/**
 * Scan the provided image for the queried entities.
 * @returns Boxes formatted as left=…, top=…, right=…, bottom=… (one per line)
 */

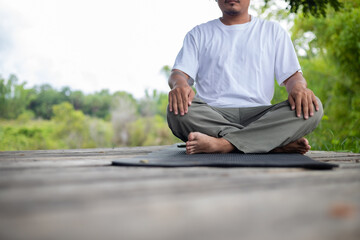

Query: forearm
left=168, top=70, right=190, bottom=89
left=284, top=71, right=307, bottom=94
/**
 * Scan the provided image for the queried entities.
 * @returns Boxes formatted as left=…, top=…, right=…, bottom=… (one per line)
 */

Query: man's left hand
left=285, top=72, right=320, bottom=120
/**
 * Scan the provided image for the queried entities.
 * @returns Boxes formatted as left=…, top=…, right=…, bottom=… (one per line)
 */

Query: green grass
left=306, top=123, right=360, bottom=153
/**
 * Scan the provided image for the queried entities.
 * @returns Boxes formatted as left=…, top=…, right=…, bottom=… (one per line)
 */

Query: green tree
left=291, top=0, right=360, bottom=151
left=29, top=84, right=69, bottom=119
left=0, top=74, right=35, bottom=119
left=128, top=115, right=177, bottom=146
left=264, top=0, right=341, bottom=16
left=69, top=90, right=85, bottom=110
left=82, top=89, right=112, bottom=119
left=52, top=102, right=91, bottom=148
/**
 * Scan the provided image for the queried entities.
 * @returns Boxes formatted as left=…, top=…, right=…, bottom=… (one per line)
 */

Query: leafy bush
left=128, top=115, right=178, bottom=147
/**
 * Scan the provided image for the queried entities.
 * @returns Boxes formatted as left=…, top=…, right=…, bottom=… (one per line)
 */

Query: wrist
left=287, top=80, right=307, bottom=93
left=294, top=81, right=307, bottom=91
left=172, top=80, right=189, bottom=89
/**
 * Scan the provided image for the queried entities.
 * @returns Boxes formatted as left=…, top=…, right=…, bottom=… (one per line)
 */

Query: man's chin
left=224, top=10, right=241, bottom=16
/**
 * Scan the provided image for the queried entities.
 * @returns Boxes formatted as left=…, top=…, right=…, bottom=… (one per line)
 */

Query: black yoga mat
left=112, top=145, right=338, bottom=170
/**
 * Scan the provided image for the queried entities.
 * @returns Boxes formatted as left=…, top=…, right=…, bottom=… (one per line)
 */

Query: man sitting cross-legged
left=167, top=0, right=323, bottom=155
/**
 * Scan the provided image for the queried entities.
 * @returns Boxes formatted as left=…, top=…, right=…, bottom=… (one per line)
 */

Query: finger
left=288, top=95, right=295, bottom=111
left=172, top=94, right=179, bottom=115
left=295, top=96, right=302, bottom=118
left=176, top=91, right=184, bottom=115
left=168, top=93, right=173, bottom=112
left=302, top=95, right=309, bottom=119
left=188, top=89, right=195, bottom=106
left=181, top=90, right=188, bottom=114
left=312, top=95, right=319, bottom=111
left=308, top=94, right=314, bottom=117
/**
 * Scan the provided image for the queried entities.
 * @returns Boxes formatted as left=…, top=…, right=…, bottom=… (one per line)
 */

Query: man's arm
left=284, top=71, right=320, bottom=120
left=168, top=69, right=195, bottom=116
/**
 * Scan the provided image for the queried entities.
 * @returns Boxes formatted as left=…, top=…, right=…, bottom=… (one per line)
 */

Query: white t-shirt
left=173, top=16, right=301, bottom=108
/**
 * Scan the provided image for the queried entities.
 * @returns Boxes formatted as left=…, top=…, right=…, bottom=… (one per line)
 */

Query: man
left=167, top=0, right=323, bottom=155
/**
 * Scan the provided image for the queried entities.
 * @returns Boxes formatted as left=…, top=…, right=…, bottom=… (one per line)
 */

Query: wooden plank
left=1, top=166, right=359, bottom=215
left=0, top=146, right=167, bottom=169
left=0, top=179, right=359, bottom=240
left=0, top=145, right=167, bottom=161
left=1, top=147, right=359, bottom=162
left=0, top=146, right=359, bottom=240
left=0, top=148, right=359, bottom=171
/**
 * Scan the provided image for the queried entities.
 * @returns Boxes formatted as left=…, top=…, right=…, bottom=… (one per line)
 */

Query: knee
left=312, top=97, right=324, bottom=123
left=166, top=105, right=194, bottom=141
left=166, top=105, right=193, bottom=126
left=302, top=97, right=323, bottom=133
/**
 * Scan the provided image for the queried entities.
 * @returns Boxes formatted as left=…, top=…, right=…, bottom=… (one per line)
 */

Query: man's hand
left=284, top=72, right=320, bottom=120
left=169, top=84, right=195, bottom=115
left=168, top=70, right=195, bottom=116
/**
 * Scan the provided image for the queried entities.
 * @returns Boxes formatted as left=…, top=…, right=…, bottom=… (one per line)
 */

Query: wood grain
left=0, top=146, right=359, bottom=240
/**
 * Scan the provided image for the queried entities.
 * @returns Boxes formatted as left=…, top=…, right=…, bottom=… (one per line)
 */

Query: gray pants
left=167, top=97, right=323, bottom=153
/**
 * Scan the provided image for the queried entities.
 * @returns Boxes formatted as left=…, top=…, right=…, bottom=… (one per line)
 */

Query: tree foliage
left=0, top=74, right=177, bottom=150
left=270, top=0, right=360, bottom=151
left=28, top=84, right=69, bottom=119
left=292, top=0, right=360, bottom=135
left=0, top=75, right=35, bottom=119
left=52, top=102, right=90, bottom=148
left=265, top=0, right=342, bottom=16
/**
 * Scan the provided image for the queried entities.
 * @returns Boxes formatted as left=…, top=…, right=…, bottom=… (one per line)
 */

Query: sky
left=0, top=0, right=268, bottom=98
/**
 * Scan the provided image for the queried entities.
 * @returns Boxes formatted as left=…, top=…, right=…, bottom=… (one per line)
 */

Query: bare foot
left=271, top=138, right=311, bottom=155
left=186, top=132, right=235, bottom=154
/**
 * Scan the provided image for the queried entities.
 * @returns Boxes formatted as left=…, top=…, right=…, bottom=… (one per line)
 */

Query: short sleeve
left=172, top=29, right=199, bottom=83
left=274, top=27, right=301, bottom=86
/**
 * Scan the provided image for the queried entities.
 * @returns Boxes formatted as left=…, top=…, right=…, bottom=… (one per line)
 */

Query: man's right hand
left=168, top=70, right=195, bottom=116
left=169, top=84, right=195, bottom=116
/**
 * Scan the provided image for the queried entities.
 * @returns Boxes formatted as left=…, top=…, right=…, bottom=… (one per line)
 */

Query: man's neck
left=220, top=13, right=251, bottom=25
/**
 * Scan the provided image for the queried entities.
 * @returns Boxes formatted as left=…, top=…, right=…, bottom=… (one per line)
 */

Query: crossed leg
left=271, top=138, right=311, bottom=155
left=185, top=132, right=310, bottom=155
left=186, top=132, right=235, bottom=154
left=167, top=97, right=323, bottom=155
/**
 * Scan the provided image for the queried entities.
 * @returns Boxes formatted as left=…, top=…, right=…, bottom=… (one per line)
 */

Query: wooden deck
left=0, top=146, right=359, bottom=240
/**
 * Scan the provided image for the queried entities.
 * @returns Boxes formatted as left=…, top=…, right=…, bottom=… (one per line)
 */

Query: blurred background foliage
left=264, top=0, right=342, bottom=17
left=0, top=75, right=178, bottom=150
left=1, top=0, right=359, bottom=152
left=270, top=0, right=359, bottom=152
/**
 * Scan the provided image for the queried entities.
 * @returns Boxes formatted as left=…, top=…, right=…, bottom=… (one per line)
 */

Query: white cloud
left=0, top=0, right=274, bottom=98
left=0, top=0, right=221, bottom=97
